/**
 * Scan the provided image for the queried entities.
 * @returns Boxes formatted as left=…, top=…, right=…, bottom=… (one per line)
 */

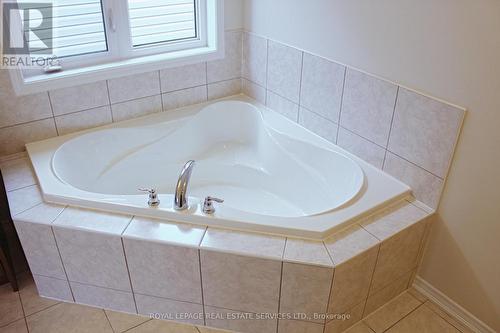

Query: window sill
left=10, top=44, right=224, bottom=96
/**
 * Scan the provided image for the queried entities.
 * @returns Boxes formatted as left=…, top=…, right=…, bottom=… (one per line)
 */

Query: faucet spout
left=174, top=160, right=195, bottom=210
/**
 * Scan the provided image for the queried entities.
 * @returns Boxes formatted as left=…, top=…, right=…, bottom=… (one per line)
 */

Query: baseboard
left=413, top=276, right=496, bottom=333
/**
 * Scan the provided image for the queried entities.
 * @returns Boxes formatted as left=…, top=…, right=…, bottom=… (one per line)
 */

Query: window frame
left=8, top=0, right=224, bottom=96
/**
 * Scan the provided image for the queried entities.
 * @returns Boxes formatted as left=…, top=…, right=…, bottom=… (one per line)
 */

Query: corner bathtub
left=27, top=96, right=410, bottom=239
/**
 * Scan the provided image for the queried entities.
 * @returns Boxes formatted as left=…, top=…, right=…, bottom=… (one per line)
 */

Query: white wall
left=224, top=0, right=244, bottom=30
left=243, top=0, right=500, bottom=330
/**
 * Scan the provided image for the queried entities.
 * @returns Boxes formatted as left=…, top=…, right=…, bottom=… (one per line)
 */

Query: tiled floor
left=0, top=273, right=473, bottom=333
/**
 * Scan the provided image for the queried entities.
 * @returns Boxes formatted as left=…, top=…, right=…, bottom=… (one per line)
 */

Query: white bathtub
left=27, top=96, right=410, bottom=239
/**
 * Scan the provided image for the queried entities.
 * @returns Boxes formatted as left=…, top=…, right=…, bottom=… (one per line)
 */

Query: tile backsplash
left=240, top=31, right=465, bottom=210
left=0, top=29, right=465, bottom=210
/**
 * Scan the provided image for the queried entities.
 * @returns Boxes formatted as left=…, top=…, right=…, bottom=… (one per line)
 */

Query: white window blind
left=127, top=0, right=197, bottom=47
left=21, top=0, right=108, bottom=58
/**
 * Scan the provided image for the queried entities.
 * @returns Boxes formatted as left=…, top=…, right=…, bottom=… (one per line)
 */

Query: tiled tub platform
left=3, top=156, right=433, bottom=333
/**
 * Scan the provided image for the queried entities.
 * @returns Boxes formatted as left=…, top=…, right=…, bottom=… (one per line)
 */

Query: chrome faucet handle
left=203, top=196, right=224, bottom=214
left=138, top=188, right=160, bottom=207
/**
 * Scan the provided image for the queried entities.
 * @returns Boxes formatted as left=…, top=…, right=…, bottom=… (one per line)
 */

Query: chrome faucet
left=174, top=160, right=195, bottom=210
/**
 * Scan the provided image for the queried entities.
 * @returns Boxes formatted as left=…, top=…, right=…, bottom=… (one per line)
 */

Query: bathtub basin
left=27, top=96, right=410, bottom=239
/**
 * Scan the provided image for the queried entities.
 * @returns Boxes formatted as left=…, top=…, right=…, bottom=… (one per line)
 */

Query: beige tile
left=0, top=71, right=52, bottom=128
left=14, top=202, right=65, bottom=225
left=124, top=238, right=202, bottom=303
left=386, top=304, right=460, bottom=333
left=160, top=63, right=207, bottom=92
left=104, top=310, right=149, bottom=333
left=0, top=318, right=28, bottom=333
left=70, top=282, right=135, bottom=313
left=49, top=81, right=109, bottom=115
left=266, top=90, right=299, bottom=122
left=201, top=251, right=281, bottom=313
left=0, top=157, right=36, bottom=191
left=388, top=88, right=464, bottom=178
left=242, top=32, right=268, bottom=87
left=111, top=95, right=162, bottom=122
left=13, top=221, right=66, bottom=279
left=364, top=292, right=421, bottom=333
left=6, top=185, right=42, bottom=216
left=197, top=326, right=235, bottom=333
left=0, top=284, right=24, bottom=327
left=337, top=128, right=386, bottom=169
left=424, top=301, right=475, bottom=333
left=343, top=322, right=374, bottom=333
left=241, top=79, right=266, bottom=104
left=278, top=319, right=324, bottom=333
left=324, top=301, right=365, bottom=333
left=26, top=302, right=113, bottom=333
left=299, top=107, right=338, bottom=143
left=267, top=41, right=303, bottom=103
left=54, top=228, right=132, bottom=291
left=32, top=275, right=73, bottom=302
left=328, top=246, right=378, bottom=315
left=300, top=53, right=345, bottom=123
left=127, top=319, right=198, bottom=333
left=207, top=79, right=241, bottom=100
left=384, top=152, right=444, bottom=209
left=123, top=217, right=205, bottom=248
left=283, top=238, right=333, bottom=267
left=204, top=306, right=276, bottom=333
left=201, top=228, right=285, bottom=260
left=53, top=207, right=132, bottom=235
left=364, top=271, right=412, bottom=316
left=135, top=294, right=203, bottom=325
left=324, top=225, right=379, bottom=266
left=107, top=72, right=161, bottom=104
left=340, top=69, right=398, bottom=147
left=361, top=200, right=429, bottom=241
left=0, top=119, right=57, bottom=156
left=55, top=106, right=112, bottom=135
left=17, top=273, right=60, bottom=316
left=163, top=85, right=208, bottom=110
left=370, top=221, right=427, bottom=293
left=207, top=31, right=242, bottom=83
left=280, top=262, right=333, bottom=323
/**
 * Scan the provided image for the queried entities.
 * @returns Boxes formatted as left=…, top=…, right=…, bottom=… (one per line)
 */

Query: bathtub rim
left=26, top=95, right=412, bottom=240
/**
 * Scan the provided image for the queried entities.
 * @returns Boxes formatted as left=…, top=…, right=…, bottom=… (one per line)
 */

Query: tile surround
left=340, top=69, right=398, bottom=147
left=111, top=95, right=163, bottom=122
left=299, top=107, right=339, bottom=143
left=32, top=274, right=73, bottom=303
left=242, top=33, right=268, bottom=87
left=267, top=40, right=303, bottom=103
left=5, top=174, right=432, bottom=333
left=0, top=30, right=464, bottom=213
left=300, top=53, right=345, bottom=123
left=54, top=105, right=113, bottom=135
left=134, top=294, right=204, bottom=325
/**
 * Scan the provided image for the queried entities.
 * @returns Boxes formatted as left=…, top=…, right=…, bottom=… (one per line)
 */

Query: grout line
left=386, top=150, right=445, bottom=181
left=197, top=249, right=207, bottom=326
left=276, top=260, right=284, bottom=333
left=379, top=302, right=425, bottom=332
left=24, top=302, right=60, bottom=320
left=361, top=244, right=382, bottom=318
left=102, top=309, right=116, bottom=333
left=0, top=116, right=56, bottom=131
left=336, top=67, right=348, bottom=144
left=46, top=91, right=59, bottom=136
left=296, top=51, right=305, bottom=124
left=322, top=267, right=336, bottom=332
left=50, top=226, right=76, bottom=302
left=383, top=86, right=400, bottom=169
left=158, top=71, right=166, bottom=112
left=105, top=81, right=114, bottom=122
left=120, top=238, right=139, bottom=314
left=6, top=182, right=38, bottom=193
left=122, top=319, right=153, bottom=333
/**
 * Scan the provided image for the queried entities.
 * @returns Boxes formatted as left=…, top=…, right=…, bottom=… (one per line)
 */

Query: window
left=5, top=0, right=223, bottom=95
